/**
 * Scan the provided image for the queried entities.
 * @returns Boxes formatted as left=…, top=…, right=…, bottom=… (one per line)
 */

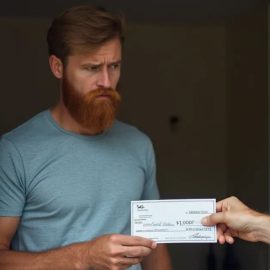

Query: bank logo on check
left=131, top=199, right=217, bottom=243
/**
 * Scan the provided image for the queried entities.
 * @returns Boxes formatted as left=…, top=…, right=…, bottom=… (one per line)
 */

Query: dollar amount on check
left=131, top=199, right=217, bottom=243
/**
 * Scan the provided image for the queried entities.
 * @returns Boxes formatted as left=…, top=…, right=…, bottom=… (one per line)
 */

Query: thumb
left=201, top=212, right=225, bottom=226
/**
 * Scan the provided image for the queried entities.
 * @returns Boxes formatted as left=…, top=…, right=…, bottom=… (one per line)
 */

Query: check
left=131, top=199, right=216, bottom=243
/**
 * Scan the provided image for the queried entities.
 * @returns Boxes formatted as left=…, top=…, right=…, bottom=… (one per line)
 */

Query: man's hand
left=81, top=234, right=157, bottom=270
left=201, top=196, right=266, bottom=244
left=0, top=217, right=156, bottom=270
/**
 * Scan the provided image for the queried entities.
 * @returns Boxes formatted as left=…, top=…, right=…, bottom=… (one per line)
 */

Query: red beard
left=62, top=77, right=121, bottom=134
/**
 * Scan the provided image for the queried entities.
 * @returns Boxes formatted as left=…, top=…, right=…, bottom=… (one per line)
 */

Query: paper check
left=131, top=199, right=216, bottom=243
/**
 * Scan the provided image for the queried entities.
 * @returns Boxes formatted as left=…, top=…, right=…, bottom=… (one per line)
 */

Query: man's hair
left=47, top=5, right=125, bottom=64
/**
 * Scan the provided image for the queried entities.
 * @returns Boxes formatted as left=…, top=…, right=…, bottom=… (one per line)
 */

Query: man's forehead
left=73, top=38, right=121, bottom=55
left=69, top=50, right=121, bottom=64
left=72, top=48, right=121, bottom=63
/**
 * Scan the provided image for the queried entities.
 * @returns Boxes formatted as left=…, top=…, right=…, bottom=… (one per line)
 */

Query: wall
left=226, top=7, right=269, bottom=270
left=0, top=18, right=56, bottom=134
left=120, top=23, right=227, bottom=199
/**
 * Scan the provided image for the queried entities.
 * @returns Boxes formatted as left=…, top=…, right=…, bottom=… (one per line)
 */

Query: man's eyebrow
left=81, top=60, right=121, bottom=66
left=81, top=61, right=100, bottom=66
left=109, top=60, right=121, bottom=65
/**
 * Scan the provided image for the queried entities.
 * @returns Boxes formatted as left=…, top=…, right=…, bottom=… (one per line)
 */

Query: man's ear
left=49, top=55, right=64, bottom=79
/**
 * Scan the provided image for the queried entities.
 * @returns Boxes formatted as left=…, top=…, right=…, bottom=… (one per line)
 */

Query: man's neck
left=50, top=102, right=104, bottom=136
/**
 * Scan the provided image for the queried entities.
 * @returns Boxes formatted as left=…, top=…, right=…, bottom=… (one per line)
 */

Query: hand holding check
left=202, top=196, right=270, bottom=244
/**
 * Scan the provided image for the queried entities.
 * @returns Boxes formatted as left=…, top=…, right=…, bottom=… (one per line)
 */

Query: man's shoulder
left=112, top=120, right=152, bottom=145
left=113, top=120, right=147, bottom=136
left=2, top=111, right=48, bottom=145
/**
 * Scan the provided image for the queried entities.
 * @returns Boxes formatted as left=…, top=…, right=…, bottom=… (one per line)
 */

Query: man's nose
left=97, top=69, right=111, bottom=88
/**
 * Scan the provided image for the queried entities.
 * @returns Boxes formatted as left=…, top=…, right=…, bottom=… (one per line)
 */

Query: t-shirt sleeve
left=141, top=139, right=160, bottom=200
left=0, top=136, right=25, bottom=216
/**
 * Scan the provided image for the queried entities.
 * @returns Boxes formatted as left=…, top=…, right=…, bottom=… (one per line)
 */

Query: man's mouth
left=96, top=93, right=111, bottom=99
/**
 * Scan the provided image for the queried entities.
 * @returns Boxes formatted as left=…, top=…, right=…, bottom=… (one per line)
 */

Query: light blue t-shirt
left=0, top=110, right=159, bottom=270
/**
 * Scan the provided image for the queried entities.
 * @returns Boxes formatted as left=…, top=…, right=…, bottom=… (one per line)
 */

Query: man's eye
left=84, top=66, right=100, bottom=72
left=109, top=64, right=120, bottom=71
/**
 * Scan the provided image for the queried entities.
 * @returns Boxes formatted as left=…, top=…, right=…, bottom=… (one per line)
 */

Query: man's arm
left=141, top=244, right=172, bottom=270
left=0, top=217, right=157, bottom=270
left=202, top=196, right=270, bottom=244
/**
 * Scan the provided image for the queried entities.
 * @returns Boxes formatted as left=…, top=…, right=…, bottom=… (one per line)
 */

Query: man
left=202, top=196, right=270, bottom=245
left=0, top=5, right=171, bottom=270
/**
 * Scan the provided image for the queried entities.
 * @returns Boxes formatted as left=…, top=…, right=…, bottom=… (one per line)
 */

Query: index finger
left=202, top=212, right=227, bottom=226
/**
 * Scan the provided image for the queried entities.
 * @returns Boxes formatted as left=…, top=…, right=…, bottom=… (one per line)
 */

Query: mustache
left=83, top=88, right=121, bottom=105
left=85, top=88, right=117, bottom=97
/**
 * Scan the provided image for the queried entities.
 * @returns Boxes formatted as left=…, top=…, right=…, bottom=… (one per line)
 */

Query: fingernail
left=152, top=241, right=157, bottom=249
left=201, top=217, right=207, bottom=225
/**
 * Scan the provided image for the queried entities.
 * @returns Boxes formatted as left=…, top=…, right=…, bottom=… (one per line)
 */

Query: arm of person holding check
left=201, top=196, right=270, bottom=244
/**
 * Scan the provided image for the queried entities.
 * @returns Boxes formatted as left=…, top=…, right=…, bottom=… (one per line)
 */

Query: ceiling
left=0, top=0, right=268, bottom=23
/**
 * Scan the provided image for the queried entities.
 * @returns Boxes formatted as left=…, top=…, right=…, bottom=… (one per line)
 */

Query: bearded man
left=0, top=5, right=171, bottom=270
